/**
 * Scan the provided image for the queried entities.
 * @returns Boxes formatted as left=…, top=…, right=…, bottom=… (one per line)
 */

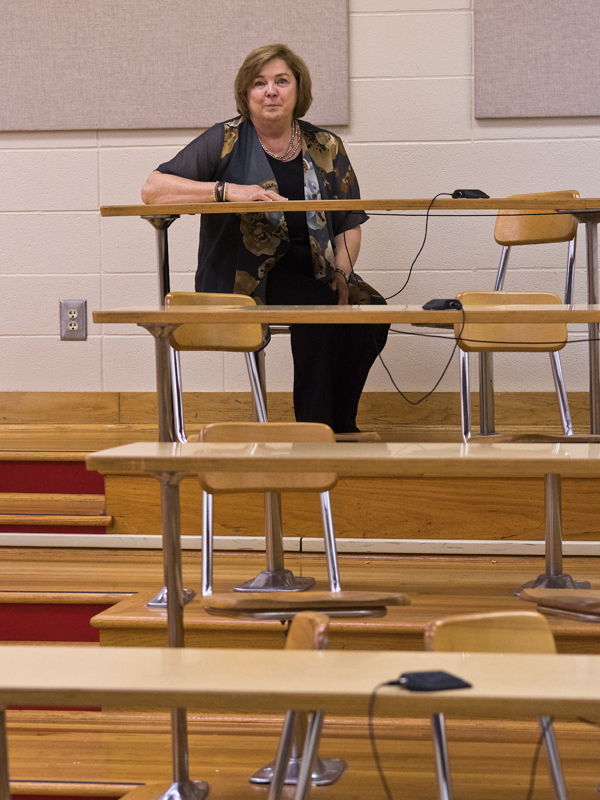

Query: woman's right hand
left=226, top=184, right=287, bottom=202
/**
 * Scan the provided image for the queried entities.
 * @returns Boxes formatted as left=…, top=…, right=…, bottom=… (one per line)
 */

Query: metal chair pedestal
left=517, top=473, right=591, bottom=594
left=250, top=710, right=346, bottom=787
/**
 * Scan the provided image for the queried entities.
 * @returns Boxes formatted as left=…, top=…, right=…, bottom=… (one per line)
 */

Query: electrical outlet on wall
left=60, top=299, right=87, bottom=341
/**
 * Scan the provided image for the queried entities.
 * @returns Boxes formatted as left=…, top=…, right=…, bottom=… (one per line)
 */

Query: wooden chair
left=165, top=291, right=267, bottom=437
left=169, top=294, right=308, bottom=593
left=454, top=291, right=572, bottom=441
left=250, top=610, right=344, bottom=800
left=200, top=594, right=409, bottom=796
left=196, top=422, right=341, bottom=595
left=424, top=611, right=567, bottom=800
left=478, top=190, right=579, bottom=436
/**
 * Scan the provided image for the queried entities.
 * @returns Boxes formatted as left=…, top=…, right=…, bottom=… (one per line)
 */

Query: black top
left=266, top=151, right=312, bottom=277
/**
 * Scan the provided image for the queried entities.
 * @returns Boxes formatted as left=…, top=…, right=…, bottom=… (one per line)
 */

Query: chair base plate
left=249, top=756, right=347, bottom=786
left=516, top=572, right=592, bottom=596
left=234, top=569, right=315, bottom=593
left=147, top=587, right=196, bottom=608
left=153, top=781, right=209, bottom=800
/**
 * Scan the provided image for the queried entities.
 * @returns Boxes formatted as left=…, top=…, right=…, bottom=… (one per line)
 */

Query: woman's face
left=247, top=58, right=297, bottom=127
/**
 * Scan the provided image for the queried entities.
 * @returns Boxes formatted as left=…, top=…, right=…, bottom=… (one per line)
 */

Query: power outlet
left=60, top=299, right=87, bottom=341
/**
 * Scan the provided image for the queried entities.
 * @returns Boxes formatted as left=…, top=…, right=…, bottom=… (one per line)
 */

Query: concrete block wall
left=1, top=0, right=597, bottom=395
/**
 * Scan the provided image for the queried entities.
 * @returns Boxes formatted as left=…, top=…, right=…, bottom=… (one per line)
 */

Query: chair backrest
left=454, top=291, right=567, bottom=353
left=196, top=422, right=338, bottom=494
left=494, top=191, right=579, bottom=246
left=424, top=611, right=556, bottom=654
left=285, top=611, right=329, bottom=651
left=165, top=292, right=264, bottom=352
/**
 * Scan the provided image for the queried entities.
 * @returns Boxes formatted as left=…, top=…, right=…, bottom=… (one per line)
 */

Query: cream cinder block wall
left=1, top=0, right=598, bottom=395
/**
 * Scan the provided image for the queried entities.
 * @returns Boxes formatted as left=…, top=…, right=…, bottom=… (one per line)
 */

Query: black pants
left=266, top=269, right=389, bottom=433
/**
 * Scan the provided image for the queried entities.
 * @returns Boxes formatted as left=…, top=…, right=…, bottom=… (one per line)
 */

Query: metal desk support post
left=148, top=470, right=208, bottom=800
left=567, top=211, right=600, bottom=433
left=142, top=214, right=186, bottom=444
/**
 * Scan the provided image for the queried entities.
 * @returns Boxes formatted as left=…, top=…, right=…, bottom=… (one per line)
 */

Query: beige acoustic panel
left=474, top=0, right=600, bottom=118
left=0, top=0, right=349, bottom=131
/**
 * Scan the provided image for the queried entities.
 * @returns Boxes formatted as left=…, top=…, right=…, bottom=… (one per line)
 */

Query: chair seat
left=201, top=590, right=410, bottom=619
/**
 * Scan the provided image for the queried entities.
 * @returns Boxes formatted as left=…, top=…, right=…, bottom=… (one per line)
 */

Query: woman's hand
left=330, top=270, right=350, bottom=306
left=226, top=184, right=287, bottom=202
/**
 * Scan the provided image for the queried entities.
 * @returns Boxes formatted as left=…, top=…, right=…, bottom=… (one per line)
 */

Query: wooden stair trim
left=0, top=591, right=133, bottom=604
left=0, top=515, right=112, bottom=527
left=0, top=494, right=106, bottom=515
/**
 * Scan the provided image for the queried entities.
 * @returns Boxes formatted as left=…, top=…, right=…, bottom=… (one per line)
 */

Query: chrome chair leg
left=170, top=349, right=187, bottom=443
left=201, top=490, right=213, bottom=596
left=459, top=350, right=471, bottom=443
left=549, top=352, right=574, bottom=436
left=252, top=709, right=346, bottom=790
left=320, top=492, right=341, bottom=592
left=246, top=350, right=268, bottom=423
left=494, top=245, right=511, bottom=292
left=293, top=712, right=325, bottom=800
left=540, top=716, right=568, bottom=800
left=564, top=235, right=577, bottom=305
left=267, top=711, right=297, bottom=800
left=431, top=713, right=453, bottom=800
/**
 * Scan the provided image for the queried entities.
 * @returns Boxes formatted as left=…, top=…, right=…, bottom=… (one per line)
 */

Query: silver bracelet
left=334, top=267, right=349, bottom=282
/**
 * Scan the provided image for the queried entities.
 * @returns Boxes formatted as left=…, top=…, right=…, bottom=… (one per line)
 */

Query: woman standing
left=142, top=44, right=388, bottom=439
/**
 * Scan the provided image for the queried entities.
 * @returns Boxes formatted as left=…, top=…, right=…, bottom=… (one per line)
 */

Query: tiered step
left=6, top=709, right=600, bottom=799
left=90, top=551, right=600, bottom=654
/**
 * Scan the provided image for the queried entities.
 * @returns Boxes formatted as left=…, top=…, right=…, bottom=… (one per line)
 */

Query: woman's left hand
left=330, top=271, right=349, bottom=305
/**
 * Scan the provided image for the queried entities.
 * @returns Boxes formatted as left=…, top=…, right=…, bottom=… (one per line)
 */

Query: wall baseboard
left=0, top=390, right=592, bottom=428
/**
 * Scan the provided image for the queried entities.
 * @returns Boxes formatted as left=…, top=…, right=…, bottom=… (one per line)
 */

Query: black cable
left=377, top=307, right=465, bottom=405
left=384, top=193, right=454, bottom=300
left=368, top=680, right=400, bottom=800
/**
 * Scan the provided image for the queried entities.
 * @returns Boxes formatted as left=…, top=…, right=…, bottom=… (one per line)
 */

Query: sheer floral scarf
left=220, top=116, right=357, bottom=301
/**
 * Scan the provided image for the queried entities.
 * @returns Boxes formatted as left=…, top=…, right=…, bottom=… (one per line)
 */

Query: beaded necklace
left=257, top=119, right=301, bottom=162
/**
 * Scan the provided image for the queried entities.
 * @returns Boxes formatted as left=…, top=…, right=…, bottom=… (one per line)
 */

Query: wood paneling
left=104, top=472, right=600, bottom=541
left=0, top=391, right=591, bottom=430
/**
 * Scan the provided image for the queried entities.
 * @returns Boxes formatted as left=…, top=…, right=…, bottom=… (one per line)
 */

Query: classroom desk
left=86, top=439, right=600, bottom=800
left=100, top=196, right=600, bottom=432
left=0, top=644, right=599, bottom=800
left=92, top=303, right=600, bottom=444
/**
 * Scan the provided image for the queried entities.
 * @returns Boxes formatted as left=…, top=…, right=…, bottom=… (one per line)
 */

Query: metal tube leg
left=267, top=711, right=297, bottom=800
left=0, top=709, right=10, bottom=800
left=586, top=221, right=600, bottom=433
left=170, top=349, right=187, bottom=443
left=265, top=492, right=286, bottom=573
left=549, top=353, right=573, bottom=436
left=564, top=236, right=577, bottom=305
left=431, top=713, right=453, bottom=800
left=320, top=492, right=341, bottom=592
left=171, top=706, right=191, bottom=783
left=478, top=352, right=495, bottom=435
left=157, top=473, right=190, bottom=648
left=459, top=350, right=471, bottom=443
left=545, top=474, right=563, bottom=578
left=540, top=716, right=568, bottom=800
left=246, top=350, right=268, bottom=423
left=201, top=491, right=214, bottom=596
left=140, top=324, right=181, bottom=444
left=494, top=245, right=511, bottom=291
left=294, top=712, right=325, bottom=800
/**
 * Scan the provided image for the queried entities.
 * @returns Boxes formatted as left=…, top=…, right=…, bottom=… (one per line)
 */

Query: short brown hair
left=234, top=44, right=313, bottom=119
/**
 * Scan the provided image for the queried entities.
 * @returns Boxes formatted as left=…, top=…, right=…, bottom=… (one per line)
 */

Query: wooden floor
left=2, top=408, right=600, bottom=798
left=7, top=709, right=600, bottom=799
